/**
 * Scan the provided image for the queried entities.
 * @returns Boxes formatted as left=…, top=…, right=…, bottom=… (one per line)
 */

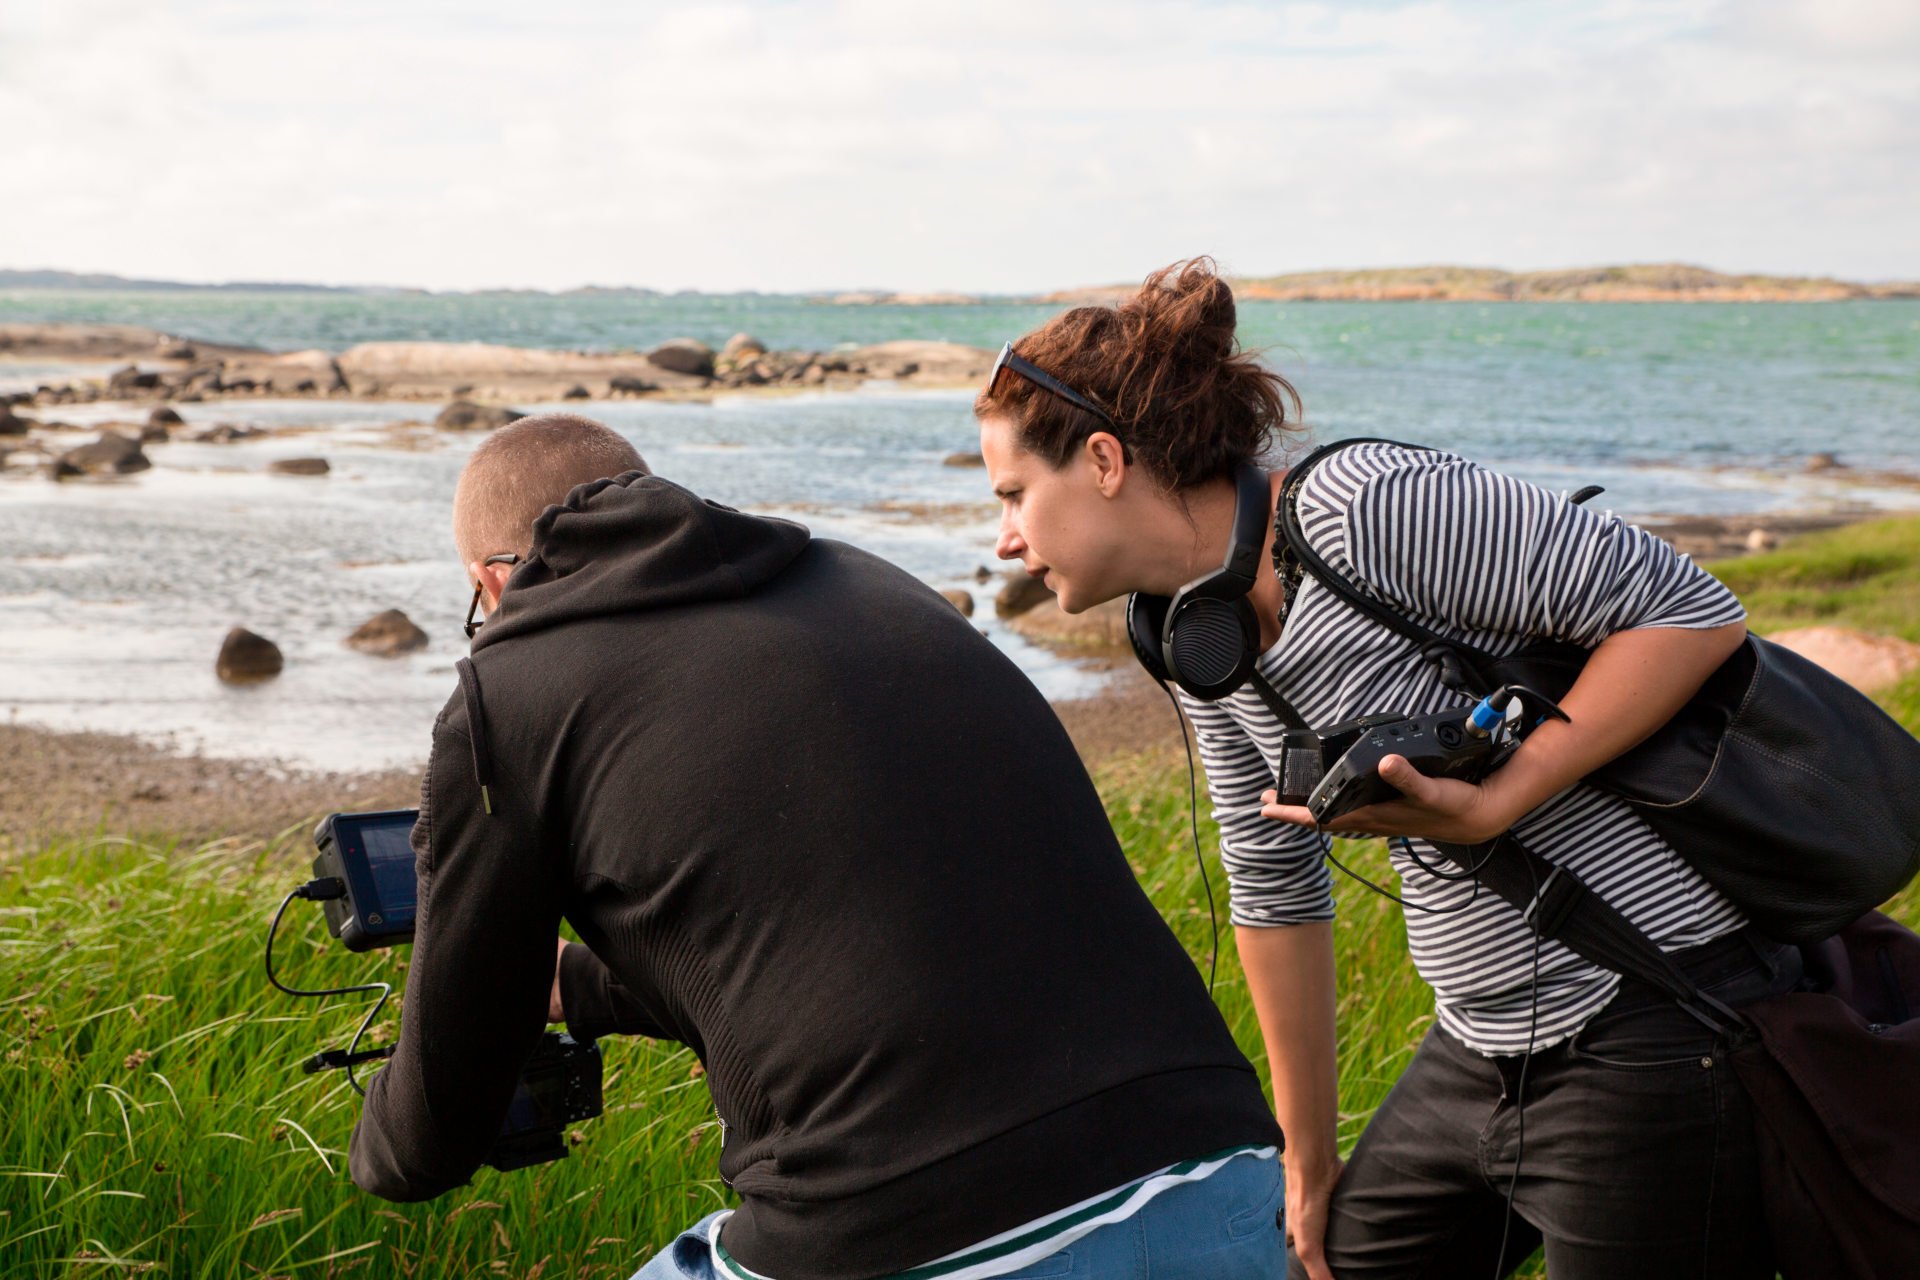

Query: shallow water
left=2, top=294, right=1918, bottom=772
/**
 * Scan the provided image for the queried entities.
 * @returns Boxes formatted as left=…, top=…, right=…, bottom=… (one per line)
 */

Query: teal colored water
left=1, top=292, right=1916, bottom=771
left=6, top=290, right=1918, bottom=476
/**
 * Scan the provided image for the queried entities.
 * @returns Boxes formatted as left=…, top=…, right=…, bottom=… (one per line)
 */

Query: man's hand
left=548, top=938, right=568, bottom=1024
left=1286, top=1151, right=1345, bottom=1280
left=1258, top=755, right=1521, bottom=846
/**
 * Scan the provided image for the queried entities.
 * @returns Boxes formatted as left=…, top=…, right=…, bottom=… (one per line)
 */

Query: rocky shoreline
left=0, top=323, right=996, bottom=408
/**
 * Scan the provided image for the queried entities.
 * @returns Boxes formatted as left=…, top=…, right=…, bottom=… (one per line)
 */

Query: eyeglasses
left=463, top=553, right=523, bottom=640
left=987, top=342, right=1124, bottom=438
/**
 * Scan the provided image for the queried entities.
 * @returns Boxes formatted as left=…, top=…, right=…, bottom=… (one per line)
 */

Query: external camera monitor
left=312, top=809, right=420, bottom=951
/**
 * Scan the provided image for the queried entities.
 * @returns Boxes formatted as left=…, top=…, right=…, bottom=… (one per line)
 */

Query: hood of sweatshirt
left=451, top=472, right=810, bottom=811
left=469, top=471, right=812, bottom=654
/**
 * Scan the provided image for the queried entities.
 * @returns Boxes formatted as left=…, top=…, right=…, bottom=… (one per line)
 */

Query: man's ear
left=468, top=558, right=517, bottom=612
left=1085, top=432, right=1129, bottom=498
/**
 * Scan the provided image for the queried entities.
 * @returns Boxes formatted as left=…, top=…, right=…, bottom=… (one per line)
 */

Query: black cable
left=265, top=883, right=394, bottom=1095
left=1319, top=830, right=1491, bottom=916
left=1161, top=681, right=1220, bottom=996
left=1494, top=854, right=1545, bottom=1278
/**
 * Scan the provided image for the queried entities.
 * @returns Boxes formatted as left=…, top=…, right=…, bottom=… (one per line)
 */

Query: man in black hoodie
left=349, top=414, right=1285, bottom=1279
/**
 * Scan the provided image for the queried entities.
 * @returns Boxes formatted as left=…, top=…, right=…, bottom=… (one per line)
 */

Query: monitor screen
left=358, top=817, right=418, bottom=913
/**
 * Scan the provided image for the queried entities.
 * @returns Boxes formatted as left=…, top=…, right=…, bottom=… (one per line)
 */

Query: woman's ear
left=1085, top=432, right=1128, bottom=498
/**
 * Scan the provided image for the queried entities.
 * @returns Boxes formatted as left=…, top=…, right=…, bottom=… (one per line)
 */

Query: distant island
left=5, top=263, right=1918, bottom=304
left=1043, top=263, right=1920, bottom=305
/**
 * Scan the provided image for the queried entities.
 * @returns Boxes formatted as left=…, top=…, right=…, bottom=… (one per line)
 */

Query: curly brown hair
left=974, top=257, right=1302, bottom=490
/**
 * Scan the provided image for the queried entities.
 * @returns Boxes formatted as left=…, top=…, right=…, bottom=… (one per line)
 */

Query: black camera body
left=296, top=809, right=605, bottom=1172
left=486, top=1032, right=605, bottom=1171
left=1276, top=686, right=1568, bottom=826
left=312, top=809, right=420, bottom=951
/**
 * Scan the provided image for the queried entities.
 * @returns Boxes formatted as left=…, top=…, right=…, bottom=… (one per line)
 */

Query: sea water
left=1, top=293, right=1916, bottom=771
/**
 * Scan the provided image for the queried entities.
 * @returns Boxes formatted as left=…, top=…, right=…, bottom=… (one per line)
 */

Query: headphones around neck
left=1126, top=462, right=1274, bottom=701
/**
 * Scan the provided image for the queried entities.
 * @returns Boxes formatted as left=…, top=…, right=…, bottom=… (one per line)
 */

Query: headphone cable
left=1162, top=681, right=1221, bottom=996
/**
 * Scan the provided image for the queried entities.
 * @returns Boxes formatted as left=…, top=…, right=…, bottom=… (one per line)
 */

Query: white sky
left=2, top=0, right=1916, bottom=292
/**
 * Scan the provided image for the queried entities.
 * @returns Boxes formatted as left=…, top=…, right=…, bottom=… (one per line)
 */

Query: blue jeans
left=633, top=1152, right=1286, bottom=1279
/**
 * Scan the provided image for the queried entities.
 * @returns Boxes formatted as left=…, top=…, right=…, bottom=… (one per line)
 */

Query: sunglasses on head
left=987, top=342, right=1125, bottom=439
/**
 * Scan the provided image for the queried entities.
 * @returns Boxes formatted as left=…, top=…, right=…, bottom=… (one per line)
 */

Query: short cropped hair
left=453, top=414, right=648, bottom=566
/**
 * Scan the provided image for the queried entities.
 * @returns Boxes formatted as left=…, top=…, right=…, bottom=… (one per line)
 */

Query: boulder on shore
left=0, top=404, right=29, bottom=436
left=216, top=628, right=283, bottom=683
left=347, top=609, right=429, bottom=656
left=645, top=338, right=716, bottom=379
left=995, top=571, right=1055, bottom=618
left=148, top=406, right=184, bottom=428
left=106, top=365, right=163, bottom=397
left=940, top=589, right=976, bottom=617
left=562, top=384, right=592, bottom=400
left=268, top=457, right=330, bottom=476
left=434, top=400, right=526, bottom=431
left=1005, top=596, right=1130, bottom=652
left=942, top=451, right=985, bottom=468
left=609, top=375, right=656, bottom=396
left=51, top=430, right=150, bottom=478
left=1767, top=627, right=1920, bottom=694
left=718, top=334, right=768, bottom=369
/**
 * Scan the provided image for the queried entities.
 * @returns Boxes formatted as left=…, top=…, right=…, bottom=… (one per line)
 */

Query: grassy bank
left=5, top=517, right=1920, bottom=1277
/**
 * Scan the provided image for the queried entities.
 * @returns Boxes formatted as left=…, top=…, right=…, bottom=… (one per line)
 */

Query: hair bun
left=1127, top=257, right=1236, bottom=363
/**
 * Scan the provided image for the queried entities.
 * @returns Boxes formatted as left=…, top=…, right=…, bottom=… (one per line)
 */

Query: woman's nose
left=995, top=520, right=1024, bottom=561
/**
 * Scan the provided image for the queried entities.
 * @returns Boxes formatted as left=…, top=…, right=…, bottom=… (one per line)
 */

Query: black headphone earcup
left=1163, top=595, right=1260, bottom=700
left=1126, top=593, right=1172, bottom=684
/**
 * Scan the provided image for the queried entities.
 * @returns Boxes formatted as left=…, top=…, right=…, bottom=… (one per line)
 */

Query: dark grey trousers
left=1292, top=929, right=1800, bottom=1280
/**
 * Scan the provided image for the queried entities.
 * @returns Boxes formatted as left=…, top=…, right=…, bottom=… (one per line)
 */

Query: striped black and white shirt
left=1184, top=442, right=1748, bottom=1054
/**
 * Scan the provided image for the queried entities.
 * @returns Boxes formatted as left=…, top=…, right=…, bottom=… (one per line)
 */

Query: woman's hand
left=1259, top=755, right=1521, bottom=846
left=1286, top=1151, right=1345, bottom=1280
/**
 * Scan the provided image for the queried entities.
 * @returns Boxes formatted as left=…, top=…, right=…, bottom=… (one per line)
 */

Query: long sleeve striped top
left=1180, top=442, right=1748, bottom=1054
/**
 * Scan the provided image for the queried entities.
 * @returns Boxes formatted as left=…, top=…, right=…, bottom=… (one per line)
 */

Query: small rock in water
left=148, top=406, right=184, bottom=428
left=973, top=565, right=994, bottom=583
left=1804, top=452, right=1840, bottom=472
left=192, top=423, right=265, bottom=444
left=942, top=452, right=985, bottom=468
left=434, top=400, right=526, bottom=431
left=995, top=571, right=1054, bottom=618
left=139, top=423, right=170, bottom=443
left=646, top=338, right=716, bottom=378
left=0, top=404, right=30, bottom=436
left=268, top=457, right=330, bottom=476
left=1744, top=528, right=1778, bottom=552
left=217, top=628, right=283, bottom=682
left=562, top=384, right=592, bottom=400
left=941, top=589, right=976, bottom=617
left=50, top=430, right=150, bottom=478
left=609, top=375, right=656, bottom=396
left=347, top=609, right=429, bottom=656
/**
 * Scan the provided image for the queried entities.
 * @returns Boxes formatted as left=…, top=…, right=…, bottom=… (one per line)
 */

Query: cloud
left=0, top=0, right=1914, bottom=290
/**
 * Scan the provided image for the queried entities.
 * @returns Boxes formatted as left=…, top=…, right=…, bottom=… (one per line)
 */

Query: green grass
left=1707, top=515, right=1920, bottom=641
left=6, top=516, right=1919, bottom=1277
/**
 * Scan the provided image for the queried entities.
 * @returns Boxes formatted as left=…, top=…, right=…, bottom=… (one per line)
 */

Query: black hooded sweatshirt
left=348, top=473, right=1279, bottom=1280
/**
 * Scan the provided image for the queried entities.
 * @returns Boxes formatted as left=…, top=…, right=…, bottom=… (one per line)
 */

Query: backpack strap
left=1276, top=439, right=1605, bottom=696
left=1276, top=439, right=1503, bottom=694
left=1428, top=835, right=1743, bottom=1034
